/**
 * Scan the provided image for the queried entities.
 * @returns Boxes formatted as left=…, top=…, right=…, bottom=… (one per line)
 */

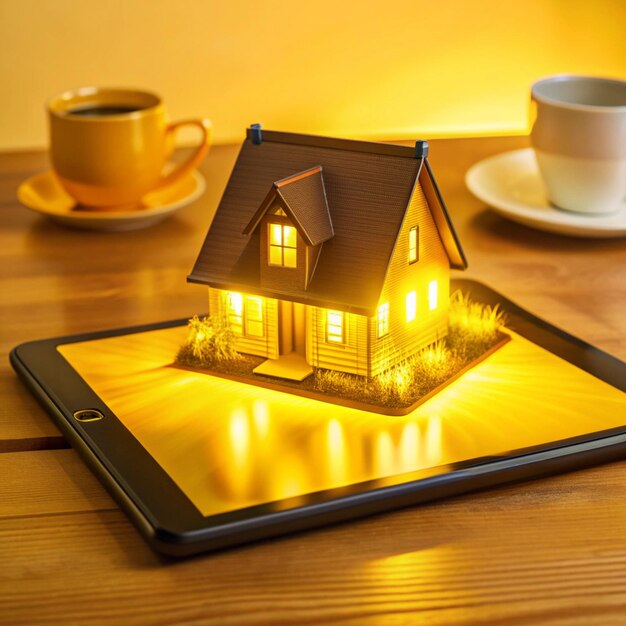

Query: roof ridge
left=246, top=127, right=418, bottom=159
left=275, top=166, right=322, bottom=188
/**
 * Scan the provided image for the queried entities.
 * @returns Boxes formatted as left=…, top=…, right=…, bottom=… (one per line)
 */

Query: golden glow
left=449, top=292, right=506, bottom=342
left=428, top=280, right=438, bottom=311
left=408, top=226, right=418, bottom=264
left=227, top=292, right=243, bottom=315
left=400, top=422, right=420, bottom=468
left=3, top=2, right=624, bottom=152
left=424, top=343, right=448, bottom=367
left=425, top=416, right=443, bottom=466
left=284, top=225, right=297, bottom=248
left=367, top=544, right=453, bottom=602
left=375, top=431, right=395, bottom=476
left=226, top=293, right=264, bottom=338
left=244, top=296, right=264, bottom=338
left=269, top=245, right=282, bottom=266
left=327, top=419, right=347, bottom=483
left=406, top=291, right=417, bottom=323
left=375, top=352, right=413, bottom=398
left=269, top=223, right=283, bottom=246
left=326, top=310, right=345, bottom=344
left=226, top=292, right=243, bottom=334
left=377, top=303, right=389, bottom=338
left=229, top=409, right=250, bottom=468
left=58, top=326, right=626, bottom=517
left=284, top=249, right=297, bottom=268
left=252, top=400, right=270, bottom=439
left=268, top=223, right=297, bottom=268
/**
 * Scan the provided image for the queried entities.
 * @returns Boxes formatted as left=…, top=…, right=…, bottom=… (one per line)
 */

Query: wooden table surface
left=1, top=137, right=625, bottom=625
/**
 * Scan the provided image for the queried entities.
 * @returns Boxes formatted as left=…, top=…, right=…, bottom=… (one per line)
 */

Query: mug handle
left=155, top=118, right=212, bottom=189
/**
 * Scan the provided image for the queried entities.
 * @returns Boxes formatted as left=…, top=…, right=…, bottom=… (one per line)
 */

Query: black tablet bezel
left=10, top=279, right=626, bottom=556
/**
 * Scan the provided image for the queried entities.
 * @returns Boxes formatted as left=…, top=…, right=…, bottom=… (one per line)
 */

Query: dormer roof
left=242, top=166, right=334, bottom=246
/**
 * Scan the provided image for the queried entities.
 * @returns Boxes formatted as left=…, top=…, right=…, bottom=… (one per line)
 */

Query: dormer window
left=243, top=166, right=334, bottom=289
left=269, top=223, right=297, bottom=268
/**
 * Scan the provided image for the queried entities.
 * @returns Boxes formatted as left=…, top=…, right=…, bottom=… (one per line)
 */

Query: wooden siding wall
left=208, top=287, right=279, bottom=359
left=307, top=306, right=369, bottom=376
left=370, top=181, right=450, bottom=377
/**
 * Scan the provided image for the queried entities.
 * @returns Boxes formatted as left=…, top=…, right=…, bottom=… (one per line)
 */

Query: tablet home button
left=73, top=409, right=105, bottom=422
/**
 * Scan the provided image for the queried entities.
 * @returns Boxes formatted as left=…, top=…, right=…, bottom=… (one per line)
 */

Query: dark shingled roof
left=243, top=166, right=334, bottom=246
left=189, top=129, right=466, bottom=316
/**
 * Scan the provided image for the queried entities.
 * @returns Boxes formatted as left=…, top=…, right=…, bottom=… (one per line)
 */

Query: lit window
left=326, top=310, right=345, bottom=344
left=226, top=293, right=264, bottom=337
left=269, top=223, right=297, bottom=268
left=406, top=291, right=416, bottom=322
left=245, top=296, right=264, bottom=337
left=428, top=280, right=438, bottom=311
left=226, top=292, right=243, bottom=335
left=408, top=226, right=418, bottom=264
left=377, top=303, right=389, bottom=338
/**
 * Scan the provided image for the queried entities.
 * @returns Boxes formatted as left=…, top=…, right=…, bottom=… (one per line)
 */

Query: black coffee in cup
left=67, top=105, right=142, bottom=117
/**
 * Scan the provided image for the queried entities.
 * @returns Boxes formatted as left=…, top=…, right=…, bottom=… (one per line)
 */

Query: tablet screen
left=57, top=323, right=626, bottom=518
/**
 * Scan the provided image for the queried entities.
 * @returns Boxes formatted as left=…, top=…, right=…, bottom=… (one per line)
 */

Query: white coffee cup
left=530, top=75, right=626, bottom=215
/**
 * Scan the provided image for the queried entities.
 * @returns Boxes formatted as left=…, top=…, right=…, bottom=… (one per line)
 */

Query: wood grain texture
left=0, top=449, right=116, bottom=518
left=0, top=145, right=240, bottom=446
left=1, top=137, right=626, bottom=625
left=3, top=450, right=626, bottom=625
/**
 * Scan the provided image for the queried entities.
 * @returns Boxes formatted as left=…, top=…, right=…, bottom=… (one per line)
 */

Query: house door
left=279, top=301, right=306, bottom=357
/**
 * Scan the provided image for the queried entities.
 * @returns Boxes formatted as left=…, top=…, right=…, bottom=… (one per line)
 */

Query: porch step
left=253, top=352, right=313, bottom=381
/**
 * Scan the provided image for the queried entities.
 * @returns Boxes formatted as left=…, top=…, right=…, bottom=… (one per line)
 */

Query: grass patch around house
left=175, top=315, right=263, bottom=375
left=174, top=291, right=507, bottom=411
left=312, top=291, right=506, bottom=408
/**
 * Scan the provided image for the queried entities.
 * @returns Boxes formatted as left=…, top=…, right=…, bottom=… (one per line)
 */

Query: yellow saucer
left=17, top=169, right=205, bottom=232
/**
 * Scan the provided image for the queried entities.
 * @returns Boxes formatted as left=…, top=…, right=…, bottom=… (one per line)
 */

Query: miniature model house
left=188, top=126, right=467, bottom=380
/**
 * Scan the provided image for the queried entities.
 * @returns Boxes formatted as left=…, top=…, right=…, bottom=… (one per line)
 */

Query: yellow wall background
left=0, top=0, right=624, bottom=150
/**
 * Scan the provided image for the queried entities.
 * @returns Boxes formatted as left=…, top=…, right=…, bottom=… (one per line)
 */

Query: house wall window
left=269, top=223, right=297, bottom=268
left=326, top=310, right=345, bottom=344
left=226, top=292, right=265, bottom=337
left=226, top=292, right=244, bottom=335
left=245, top=296, right=264, bottom=337
left=377, top=303, right=389, bottom=338
left=428, top=280, right=438, bottom=311
left=406, top=291, right=417, bottom=322
left=408, top=226, right=419, bottom=264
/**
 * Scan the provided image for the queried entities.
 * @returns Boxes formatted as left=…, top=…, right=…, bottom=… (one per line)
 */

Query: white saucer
left=18, top=169, right=205, bottom=232
left=465, top=148, right=626, bottom=238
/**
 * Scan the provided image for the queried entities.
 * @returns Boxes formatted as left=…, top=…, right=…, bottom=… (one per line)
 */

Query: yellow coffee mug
left=48, top=87, right=211, bottom=210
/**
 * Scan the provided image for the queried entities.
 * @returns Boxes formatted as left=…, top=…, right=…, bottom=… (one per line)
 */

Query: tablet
left=10, top=279, right=626, bottom=556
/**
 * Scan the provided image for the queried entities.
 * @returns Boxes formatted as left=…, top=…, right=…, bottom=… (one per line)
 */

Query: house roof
left=242, top=166, right=334, bottom=246
left=188, top=128, right=467, bottom=316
